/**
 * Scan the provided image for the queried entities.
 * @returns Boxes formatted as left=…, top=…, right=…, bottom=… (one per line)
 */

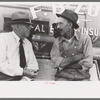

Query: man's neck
left=64, top=29, right=74, bottom=40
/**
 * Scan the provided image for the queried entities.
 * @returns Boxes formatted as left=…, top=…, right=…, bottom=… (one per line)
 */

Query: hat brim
left=8, top=21, right=33, bottom=25
left=56, top=14, right=79, bottom=29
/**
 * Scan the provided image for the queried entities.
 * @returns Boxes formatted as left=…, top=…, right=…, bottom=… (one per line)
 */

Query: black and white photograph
left=0, top=2, right=100, bottom=98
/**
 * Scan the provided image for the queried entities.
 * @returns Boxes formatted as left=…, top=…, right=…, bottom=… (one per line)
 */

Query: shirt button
left=74, top=46, right=76, bottom=48
left=72, top=53, right=74, bottom=55
left=64, top=56, right=66, bottom=58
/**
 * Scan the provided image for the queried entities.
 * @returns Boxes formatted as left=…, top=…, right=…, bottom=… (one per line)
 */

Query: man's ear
left=16, top=24, right=20, bottom=29
left=11, top=24, right=14, bottom=29
left=11, top=24, right=19, bottom=31
left=11, top=24, right=16, bottom=28
left=68, top=22, right=72, bottom=29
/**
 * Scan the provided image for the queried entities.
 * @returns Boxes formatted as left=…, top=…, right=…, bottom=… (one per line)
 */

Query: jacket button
left=72, top=53, right=74, bottom=55
left=74, top=46, right=76, bottom=48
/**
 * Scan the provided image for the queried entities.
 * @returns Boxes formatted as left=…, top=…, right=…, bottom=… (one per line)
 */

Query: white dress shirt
left=0, top=31, right=39, bottom=77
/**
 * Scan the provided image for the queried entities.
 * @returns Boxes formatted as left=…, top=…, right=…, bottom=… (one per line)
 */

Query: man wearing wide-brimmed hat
left=50, top=9, right=93, bottom=81
left=0, top=11, right=39, bottom=81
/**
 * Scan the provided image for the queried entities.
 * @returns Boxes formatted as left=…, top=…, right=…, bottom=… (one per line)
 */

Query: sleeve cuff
left=15, top=67, right=23, bottom=76
left=21, top=76, right=32, bottom=81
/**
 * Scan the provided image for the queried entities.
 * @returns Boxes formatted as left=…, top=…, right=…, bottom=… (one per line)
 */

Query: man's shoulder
left=75, top=30, right=91, bottom=40
left=81, top=33, right=91, bottom=40
left=0, top=32, right=13, bottom=39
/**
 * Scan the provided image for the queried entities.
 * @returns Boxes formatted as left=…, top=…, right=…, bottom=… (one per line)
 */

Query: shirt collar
left=74, top=30, right=80, bottom=41
left=11, top=31, right=25, bottom=43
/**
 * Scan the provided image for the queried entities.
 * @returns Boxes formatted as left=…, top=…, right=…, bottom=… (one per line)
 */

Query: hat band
left=12, top=19, right=30, bottom=22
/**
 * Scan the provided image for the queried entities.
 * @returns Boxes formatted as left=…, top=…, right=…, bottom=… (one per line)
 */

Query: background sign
left=31, top=20, right=49, bottom=35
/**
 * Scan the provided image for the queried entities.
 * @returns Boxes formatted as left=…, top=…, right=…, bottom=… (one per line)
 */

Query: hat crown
left=62, top=9, right=78, bottom=23
left=56, top=9, right=79, bottom=29
left=9, top=11, right=32, bottom=25
left=11, top=12, right=30, bottom=20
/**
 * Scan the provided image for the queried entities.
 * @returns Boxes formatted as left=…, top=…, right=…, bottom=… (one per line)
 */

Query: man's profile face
left=57, top=17, right=71, bottom=37
left=18, top=24, right=32, bottom=39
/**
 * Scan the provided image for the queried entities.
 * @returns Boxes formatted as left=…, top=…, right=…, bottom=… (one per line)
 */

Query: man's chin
left=60, top=33, right=65, bottom=36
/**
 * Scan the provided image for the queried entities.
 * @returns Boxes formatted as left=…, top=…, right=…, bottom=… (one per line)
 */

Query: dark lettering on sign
left=31, top=20, right=49, bottom=35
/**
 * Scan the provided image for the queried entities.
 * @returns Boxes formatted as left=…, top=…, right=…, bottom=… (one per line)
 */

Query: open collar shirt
left=50, top=30, right=93, bottom=70
left=0, top=31, right=38, bottom=76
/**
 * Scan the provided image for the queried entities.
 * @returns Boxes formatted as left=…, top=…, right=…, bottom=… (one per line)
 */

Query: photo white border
left=0, top=2, right=100, bottom=98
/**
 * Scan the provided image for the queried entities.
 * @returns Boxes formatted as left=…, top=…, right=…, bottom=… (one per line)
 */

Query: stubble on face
left=60, top=24, right=71, bottom=39
left=57, top=17, right=72, bottom=38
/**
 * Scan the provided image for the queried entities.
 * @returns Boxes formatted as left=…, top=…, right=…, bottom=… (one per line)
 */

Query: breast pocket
left=61, top=45, right=83, bottom=58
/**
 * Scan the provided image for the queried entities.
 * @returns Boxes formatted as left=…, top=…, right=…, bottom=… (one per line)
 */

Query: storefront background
left=0, top=3, right=100, bottom=59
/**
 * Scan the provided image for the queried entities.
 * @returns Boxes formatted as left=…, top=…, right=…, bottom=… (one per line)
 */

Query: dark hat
left=56, top=9, right=79, bottom=29
left=9, top=12, right=33, bottom=25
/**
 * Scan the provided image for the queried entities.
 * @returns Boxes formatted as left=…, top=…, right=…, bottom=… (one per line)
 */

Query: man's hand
left=60, top=54, right=83, bottom=68
left=23, top=68, right=38, bottom=78
left=73, top=54, right=83, bottom=62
